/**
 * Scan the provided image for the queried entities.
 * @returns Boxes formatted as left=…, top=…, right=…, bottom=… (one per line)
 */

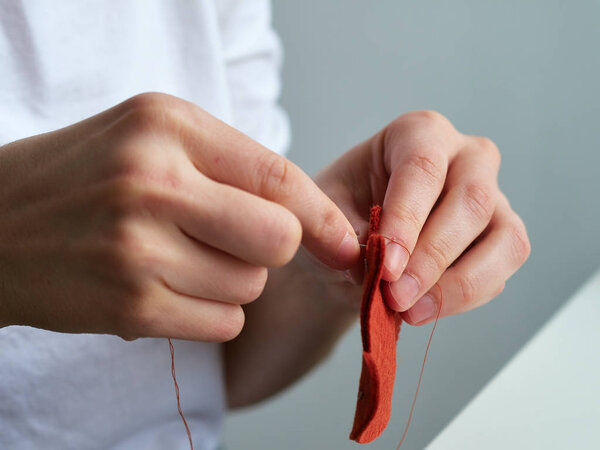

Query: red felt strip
left=350, top=205, right=403, bottom=443
left=350, top=205, right=443, bottom=446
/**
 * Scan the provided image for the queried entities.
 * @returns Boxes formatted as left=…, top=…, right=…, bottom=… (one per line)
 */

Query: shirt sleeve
left=215, top=0, right=290, bottom=156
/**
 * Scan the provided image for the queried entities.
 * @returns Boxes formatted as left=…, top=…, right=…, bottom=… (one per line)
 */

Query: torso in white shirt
left=0, top=1, right=288, bottom=448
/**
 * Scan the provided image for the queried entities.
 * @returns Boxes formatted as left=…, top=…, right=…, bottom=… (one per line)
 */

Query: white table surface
left=425, top=267, right=600, bottom=450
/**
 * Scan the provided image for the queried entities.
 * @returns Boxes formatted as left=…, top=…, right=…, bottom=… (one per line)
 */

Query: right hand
left=0, top=93, right=359, bottom=341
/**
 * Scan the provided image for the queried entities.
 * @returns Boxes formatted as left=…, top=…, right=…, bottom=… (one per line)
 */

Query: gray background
left=224, top=1, right=600, bottom=449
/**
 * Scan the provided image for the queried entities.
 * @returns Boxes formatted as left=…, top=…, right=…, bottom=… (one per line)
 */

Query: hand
left=315, top=110, right=531, bottom=325
left=0, top=92, right=359, bottom=341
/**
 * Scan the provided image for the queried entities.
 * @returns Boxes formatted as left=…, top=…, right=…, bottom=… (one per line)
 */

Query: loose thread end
left=168, top=338, right=194, bottom=450
left=395, top=283, right=443, bottom=450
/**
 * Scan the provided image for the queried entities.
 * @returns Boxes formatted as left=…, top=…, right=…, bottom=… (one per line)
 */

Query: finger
left=386, top=141, right=500, bottom=311
left=313, top=179, right=372, bottom=284
left=377, top=112, right=461, bottom=281
left=111, top=157, right=302, bottom=268
left=129, top=284, right=246, bottom=342
left=161, top=227, right=268, bottom=305
left=116, top=175, right=301, bottom=270
left=172, top=97, right=360, bottom=270
left=163, top=164, right=303, bottom=268
left=399, top=197, right=531, bottom=325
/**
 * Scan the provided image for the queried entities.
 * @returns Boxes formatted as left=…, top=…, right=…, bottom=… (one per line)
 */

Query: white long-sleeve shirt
left=0, top=1, right=289, bottom=448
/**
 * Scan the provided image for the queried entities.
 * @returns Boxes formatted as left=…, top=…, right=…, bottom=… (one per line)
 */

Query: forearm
left=224, top=249, right=361, bottom=408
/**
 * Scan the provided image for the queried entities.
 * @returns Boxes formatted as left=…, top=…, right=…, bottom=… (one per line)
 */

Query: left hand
left=314, top=110, right=531, bottom=326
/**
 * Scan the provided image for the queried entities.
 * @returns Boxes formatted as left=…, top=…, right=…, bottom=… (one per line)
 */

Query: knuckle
left=102, top=167, right=179, bottom=223
left=387, top=110, right=453, bottom=142
left=475, top=136, right=501, bottom=164
left=107, top=154, right=183, bottom=199
left=255, top=152, right=292, bottom=198
left=112, top=221, right=141, bottom=256
left=386, top=201, right=421, bottom=238
left=237, top=267, right=268, bottom=303
left=508, top=221, right=531, bottom=265
left=268, top=210, right=302, bottom=266
left=405, top=152, right=445, bottom=186
left=462, top=182, right=495, bottom=222
left=409, top=109, right=449, bottom=128
left=103, top=129, right=149, bottom=168
left=123, top=92, right=172, bottom=115
left=402, top=110, right=455, bottom=139
left=117, top=92, right=180, bottom=135
left=111, top=218, right=160, bottom=270
left=313, top=203, right=339, bottom=238
left=458, top=272, right=480, bottom=306
left=422, top=235, right=452, bottom=273
left=103, top=105, right=187, bottom=186
left=102, top=145, right=163, bottom=190
left=209, top=305, right=245, bottom=342
left=308, top=204, right=350, bottom=263
left=120, top=167, right=181, bottom=196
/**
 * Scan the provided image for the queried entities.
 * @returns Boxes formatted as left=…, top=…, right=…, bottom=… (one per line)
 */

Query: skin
left=226, top=110, right=531, bottom=406
left=0, top=92, right=359, bottom=340
left=0, top=93, right=530, bottom=408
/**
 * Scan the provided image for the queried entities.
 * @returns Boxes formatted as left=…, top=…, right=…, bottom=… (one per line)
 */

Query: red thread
left=383, top=236, right=412, bottom=258
left=368, top=205, right=382, bottom=235
left=168, top=338, right=194, bottom=450
left=395, top=283, right=443, bottom=450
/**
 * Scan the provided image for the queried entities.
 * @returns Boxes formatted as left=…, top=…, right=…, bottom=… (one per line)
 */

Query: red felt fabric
left=350, top=205, right=403, bottom=444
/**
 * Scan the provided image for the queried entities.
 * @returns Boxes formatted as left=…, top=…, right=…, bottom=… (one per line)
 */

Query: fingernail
left=384, top=242, right=409, bottom=280
left=406, top=294, right=436, bottom=324
left=390, top=273, right=420, bottom=310
left=336, top=232, right=358, bottom=263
